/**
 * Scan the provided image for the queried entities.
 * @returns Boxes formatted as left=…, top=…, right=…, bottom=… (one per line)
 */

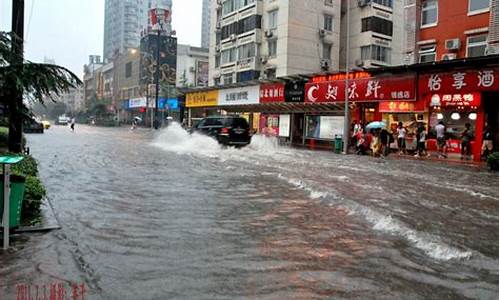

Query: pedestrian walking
left=380, top=128, right=391, bottom=156
left=131, top=119, right=137, bottom=131
left=371, top=129, right=382, bottom=157
left=415, top=125, right=428, bottom=157
left=481, top=123, right=494, bottom=160
left=435, top=121, right=447, bottom=158
left=461, top=123, right=473, bottom=160
left=396, top=122, right=406, bottom=155
left=70, top=117, right=76, bottom=132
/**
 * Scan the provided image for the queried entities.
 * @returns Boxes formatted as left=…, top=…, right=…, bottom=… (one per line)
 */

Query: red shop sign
left=428, top=92, right=481, bottom=108
left=379, top=101, right=415, bottom=112
left=260, top=83, right=285, bottom=103
left=419, top=69, right=498, bottom=95
left=305, top=75, right=416, bottom=103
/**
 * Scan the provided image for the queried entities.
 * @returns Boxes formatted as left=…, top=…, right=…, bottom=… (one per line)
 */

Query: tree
left=0, top=31, right=81, bottom=152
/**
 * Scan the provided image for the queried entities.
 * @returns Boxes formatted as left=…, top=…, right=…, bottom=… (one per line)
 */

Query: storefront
left=304, top=72, right=417, bottom=148
left=185, top=90, right=219, bottom=126
left=379, top=99, right=428, bottom=150
left=419, top=68, right=499, bottom=161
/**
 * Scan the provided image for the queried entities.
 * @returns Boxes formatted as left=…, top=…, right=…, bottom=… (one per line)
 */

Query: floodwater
left=0, top=124, right=498, bottom=299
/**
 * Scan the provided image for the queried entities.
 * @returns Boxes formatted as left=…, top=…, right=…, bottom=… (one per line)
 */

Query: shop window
left=419, top=45, right=436, bottom=63
left=421, top=0, right=438, bottom=27
left=468, top=0, right=490, bottom=14
left=430, top=111, right=477, bottom=140
left=467, top=34, right=488, bottom=57
left=324, top=14, right=333, bottom=31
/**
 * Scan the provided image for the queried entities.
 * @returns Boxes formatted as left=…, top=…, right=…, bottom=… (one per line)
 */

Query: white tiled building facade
left=208, top=0, right=342, bottom=86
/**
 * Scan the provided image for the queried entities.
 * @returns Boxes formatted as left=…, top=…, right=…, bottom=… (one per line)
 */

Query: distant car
left=56, top=116, right=69, bottom=125
left=41, top=120, right=51, bottom=129
left=23, top=117, right=44, bottom=134
left=190, top=116, right=252, bottom=147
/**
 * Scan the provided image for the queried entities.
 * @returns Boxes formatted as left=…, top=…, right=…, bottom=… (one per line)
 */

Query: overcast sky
left=0, top=0, right=203, bottom=78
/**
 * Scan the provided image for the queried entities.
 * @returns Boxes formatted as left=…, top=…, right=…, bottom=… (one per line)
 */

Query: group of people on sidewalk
left=350, top=120, right=495, bottom=161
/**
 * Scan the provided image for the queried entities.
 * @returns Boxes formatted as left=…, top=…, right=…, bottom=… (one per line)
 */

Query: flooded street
left=0, top=124, right=498, bottom=299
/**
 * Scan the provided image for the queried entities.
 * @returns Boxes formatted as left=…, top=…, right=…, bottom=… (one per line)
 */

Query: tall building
left=340, top=0, right=407, bottom=70
left=201, top=0, right=212, bottom=48
left=103, top=0, right=172, bottom=60
left=209, top=0, right=341, bottom=86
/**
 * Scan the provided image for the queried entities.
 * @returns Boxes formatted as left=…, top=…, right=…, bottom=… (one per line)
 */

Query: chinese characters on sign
left=305, top=75, right=416, bottom=103
left=311, top=71, right=371, bottom=83
left=186, top=90, right=218, bottom=107
left=218, top=86, right=260, bottom=106
left=429, top=93, right=481, bottom=108
left=420, top=69, right=498, bottom=95
left=260, top=83, right=285, bottom=103
left=17, top=282, right=87, bottom=300
left=379, top=101, right=417, bottom=113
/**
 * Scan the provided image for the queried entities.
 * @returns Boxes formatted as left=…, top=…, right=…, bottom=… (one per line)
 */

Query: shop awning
left=219, top=102, right=345, bottom=113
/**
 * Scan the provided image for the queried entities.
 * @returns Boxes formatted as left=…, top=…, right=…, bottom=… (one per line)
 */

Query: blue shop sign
left=159, top=98, right=179, bottom=110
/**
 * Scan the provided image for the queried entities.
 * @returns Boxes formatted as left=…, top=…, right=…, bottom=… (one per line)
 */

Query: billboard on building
left=196, top=61, right=209, bottom=87
left=186, top=90, right=218, bottom=107
left=140, top=35, right=177, bottom=90
left=218, top=86, right=260, bottom=106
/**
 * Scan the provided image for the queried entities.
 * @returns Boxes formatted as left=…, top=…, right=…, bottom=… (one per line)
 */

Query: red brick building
left=415, top=0, right=497, bottom=62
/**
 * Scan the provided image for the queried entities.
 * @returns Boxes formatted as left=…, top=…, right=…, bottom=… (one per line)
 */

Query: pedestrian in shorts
left=435, top=121, right=447, bottom=158
left=396, top=122, right=406, bottom=155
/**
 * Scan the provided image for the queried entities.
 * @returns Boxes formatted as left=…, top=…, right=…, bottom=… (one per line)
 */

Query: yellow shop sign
left=186, top=90, right=218, bottom=107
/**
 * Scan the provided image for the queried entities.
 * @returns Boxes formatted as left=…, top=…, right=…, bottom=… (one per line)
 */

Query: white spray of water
left=151, top=122, right=222, bottom=158
left=277, top=173, right=473, bottom=261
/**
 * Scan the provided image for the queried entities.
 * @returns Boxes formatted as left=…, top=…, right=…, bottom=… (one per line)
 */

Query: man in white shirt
left=396, top=122, right=406, bottom=155
left=435, top=121, right=447, bottom=158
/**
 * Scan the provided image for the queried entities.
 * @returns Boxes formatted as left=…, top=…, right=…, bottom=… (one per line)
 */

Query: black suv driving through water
left=191, top=116, right=252, bottom=147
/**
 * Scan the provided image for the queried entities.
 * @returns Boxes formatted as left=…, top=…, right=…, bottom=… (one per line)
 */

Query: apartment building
left=209, top=0, right=341, bottom=86
left=339, top=0, right=406, bottom=70
left=412, top=0, right=497, bottom=63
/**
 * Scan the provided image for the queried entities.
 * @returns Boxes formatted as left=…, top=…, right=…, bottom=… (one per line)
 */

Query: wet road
left=0, top=124, right=498, bottom=299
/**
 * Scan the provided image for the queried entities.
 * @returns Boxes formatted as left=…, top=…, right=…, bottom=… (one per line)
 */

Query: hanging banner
left=186, top=90, right=218, bottom=107
left=218, top=85, right=260, bottom=106
left=419, top=69, right=498, bottom=95
left=260, top=83, right=285, bottom=103
left=305, top=75, right=416, bottom=103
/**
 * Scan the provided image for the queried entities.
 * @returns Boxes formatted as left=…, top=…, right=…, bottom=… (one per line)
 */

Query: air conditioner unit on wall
left=230, top=34, right=237, bottom=41
left=355, top=59, right=364, bottom=67
left=189, top=66, right=196, bottom=72
left=319, top=29, right=327, bottom=38
left=321, top=59, right=330, bottom=70
left=358, top=0, right=370, bottom=7
left=216, top=21, right=221, bottom=29
left=265, top=30, right=273, bottom=38
left=441, top=53, right=457, bottom=61
left=215, top=45, right=221, bottom=52
left=260, top=56, right=268, bottom=64
left=445, top=38, right=460, bottom=50
left=486, top=45, right=499, bottom=55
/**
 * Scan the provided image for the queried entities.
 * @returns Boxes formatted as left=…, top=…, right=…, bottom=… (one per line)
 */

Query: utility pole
left=342, top=0, right=351, bottom=155
left=8, top=0, right=25, bottom=153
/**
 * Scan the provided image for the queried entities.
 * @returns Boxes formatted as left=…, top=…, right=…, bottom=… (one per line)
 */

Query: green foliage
left=11, top=154, right=38, bottom=177
left=21, top=175, right=46, bottom=221
left=487, top=152, right=499, bottom=171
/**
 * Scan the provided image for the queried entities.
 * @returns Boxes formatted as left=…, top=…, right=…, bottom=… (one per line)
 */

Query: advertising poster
left=218, top=86, right=260, bottom=106
left=196, top=61, right=209, bottom=87
left=259, top=114, right=279, bottom=136
left=279, top=114, right=290, bottom=137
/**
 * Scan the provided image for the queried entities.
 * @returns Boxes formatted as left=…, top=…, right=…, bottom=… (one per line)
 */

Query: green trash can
left=334, top=134, right=343, bottom=153
left=0, top=174, right=26, bottom=228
